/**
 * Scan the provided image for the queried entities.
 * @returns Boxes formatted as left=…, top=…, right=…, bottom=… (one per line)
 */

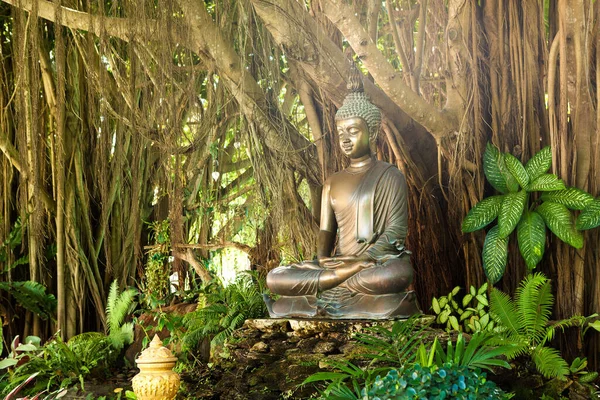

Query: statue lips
left=342, top=140, right=353, bottom=153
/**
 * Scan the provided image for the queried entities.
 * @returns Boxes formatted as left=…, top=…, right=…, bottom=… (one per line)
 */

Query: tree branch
left=0, top=0, right=160, bottom=42
left=321, top=0, right=458, bottom=139
left=251, top=0, right=439, bottom=179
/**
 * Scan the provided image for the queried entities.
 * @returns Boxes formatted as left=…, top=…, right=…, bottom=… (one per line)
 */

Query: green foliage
left=0, top=334, right=97, bottom=396
left=481, top=225, right=508, bottom=284
left=183, top=272, right=267, bottom=349
left=498, top=190, right=527, bottom=238
left=504, top=153, right=529, bottom=188
left=483, top=143, right=518, bottom=193
left=144, top=220, right=171, bottom=299
left=461, top=195, right=503, bottom=233
left=524, top=146, right=552, bottom=180
left=569, top=357, right=599, bottom=384
left=526, top=174, right=566, bottom=191
left=67, top=332, right=116, bottom=375
left=354, top=315, right=429, bottom=369
left=302, top=359, right=375, bottom=400
left=302, top=317, right=429, bottom=399
left=0, top=217, right=28, bottom=274
left=516, top=211, right=546, bottom=270
left=106, top=280, right=137, bottom=351
left=576, top=198, right=600, bottom=230
left=432, top=283, right=494, bottom=333
left=363, top=364, right=511, bottom=400
left=303, top=316, right=512, bottom=399
left=536, top=202, right=583, bottom=248
left=463, top=143, right=600, bottom=281
left=0, top=281, right=57, bottom=320
left=540, top=188, right=594, bottom=210
left=488, top=273, right=595, bottom=379
left=414, top=330, right=512, bottom=374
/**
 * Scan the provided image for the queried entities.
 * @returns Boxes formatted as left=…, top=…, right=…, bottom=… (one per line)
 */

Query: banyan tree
left=0, top=0, right=598, bottom=364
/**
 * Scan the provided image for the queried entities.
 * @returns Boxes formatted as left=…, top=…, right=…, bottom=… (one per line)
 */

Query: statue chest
left=329, top=172, right=366, bottom=212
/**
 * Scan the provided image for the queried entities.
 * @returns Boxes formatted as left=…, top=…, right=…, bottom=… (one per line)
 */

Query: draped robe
left=266, top=161, right=417, bottom=318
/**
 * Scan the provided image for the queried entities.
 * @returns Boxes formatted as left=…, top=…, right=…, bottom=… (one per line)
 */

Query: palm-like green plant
left=489, top=273, right=589, bottom=379
left=462, top=143, right=600, bottom=283
left=106, top=280, right=137, bottom=350
left=422, top=331, right=512, bottom=372
left=183, top=272, right=267, bottom=349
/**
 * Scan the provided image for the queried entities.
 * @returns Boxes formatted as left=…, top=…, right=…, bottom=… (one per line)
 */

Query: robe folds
left=268, top=160, right=411, bottom=298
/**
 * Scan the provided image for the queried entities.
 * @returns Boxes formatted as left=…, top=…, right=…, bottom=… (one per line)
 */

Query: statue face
left=336, top=117, right=371, bottom=159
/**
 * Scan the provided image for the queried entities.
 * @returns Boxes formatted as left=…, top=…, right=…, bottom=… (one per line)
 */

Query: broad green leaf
left=484, top=143, right=508, bottom=193
left=477, top=282, right=488, bottom=295
left=15, top=343, right=37, bottom=352
left=476, top=294, right=489, bottom=307
left=505, top=153, right=530, bottom=188
left=482, top=225, right=509, bottom=284
left=540, top=188, right=594, bottom=210
left=517, top=211, right=546, bottom=270
left=462, top=294, right=473, bottom=307
left=525, top=146, right=552, bottom=180
left=587, top=320, right=600, bottom=333
left=0, top=358, right=18, bottom=369
left=576, top=198, right=600, bottom=230
left=462, top=195, right=504, bottom=232
left=439, top=309, right=450, bottom=324
left=449, top=316, right=460, bottom=331
left=432, top=297, right=441, bottom=314
left=480, top=313, right=490, bottom=328
left=537, top=201, right=583, bottom=248
left=498, top=190, right=527, bottom=238
left=483, top=143, right=518, bottom=193
left=460, top=310, right=473, bottom=321
left=527, top=174, right=566, bottom=192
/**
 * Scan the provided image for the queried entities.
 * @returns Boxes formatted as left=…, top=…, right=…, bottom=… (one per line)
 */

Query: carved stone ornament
left=132, top=335, right=180, bottom=400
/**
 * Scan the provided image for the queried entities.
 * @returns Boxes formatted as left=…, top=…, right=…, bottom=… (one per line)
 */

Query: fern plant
left=183, top=272, right=267, bottom=349
left=106, top=280, right=137, bottom=350
left=0, top=281, right=57, bottom=320
left=462, top=143, right=600, bottom=283
left=488, top=273, right=596, bottom=379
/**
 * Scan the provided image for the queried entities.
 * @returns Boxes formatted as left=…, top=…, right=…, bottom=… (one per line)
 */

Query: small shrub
left=183, top=272, right=267, bottom=349
left=432, top=283, right=493, bottom=333
left=364, top=363, right=511, bottom=400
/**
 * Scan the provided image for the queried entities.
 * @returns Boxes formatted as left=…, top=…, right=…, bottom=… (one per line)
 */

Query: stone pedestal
left=186, top=317, right=433, bottom=400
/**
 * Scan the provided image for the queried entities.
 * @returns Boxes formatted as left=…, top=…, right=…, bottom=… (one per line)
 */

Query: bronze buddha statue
left=264, top=67, right=420, bottom=319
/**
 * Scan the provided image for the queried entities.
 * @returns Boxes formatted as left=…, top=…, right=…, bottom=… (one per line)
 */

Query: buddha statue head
left=335, top=64, right=381, bottom=158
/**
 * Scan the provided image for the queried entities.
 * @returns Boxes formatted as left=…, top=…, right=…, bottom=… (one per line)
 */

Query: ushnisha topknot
left=335, top=62, right=382, bottom=138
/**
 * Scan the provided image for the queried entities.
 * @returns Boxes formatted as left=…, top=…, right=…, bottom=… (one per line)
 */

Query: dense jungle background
left=0, top=0, right=599, bottom=376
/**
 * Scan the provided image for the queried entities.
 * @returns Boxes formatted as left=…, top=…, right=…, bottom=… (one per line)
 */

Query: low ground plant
left=489, top=273, right=600, bottom=379
left=432, top=283, right=493, bottom=333
left=182, top=272, right=267, bottom=350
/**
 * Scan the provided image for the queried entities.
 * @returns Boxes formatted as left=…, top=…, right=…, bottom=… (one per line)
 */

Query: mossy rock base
left=181, top=317, right=435, bottom=399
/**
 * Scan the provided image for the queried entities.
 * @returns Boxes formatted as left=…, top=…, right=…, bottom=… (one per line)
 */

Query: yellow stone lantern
left=132, top=335, right=180, bottom=400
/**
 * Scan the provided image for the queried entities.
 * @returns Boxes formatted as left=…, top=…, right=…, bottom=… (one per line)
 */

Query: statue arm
left=317, top=180, right=337, bottom=259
